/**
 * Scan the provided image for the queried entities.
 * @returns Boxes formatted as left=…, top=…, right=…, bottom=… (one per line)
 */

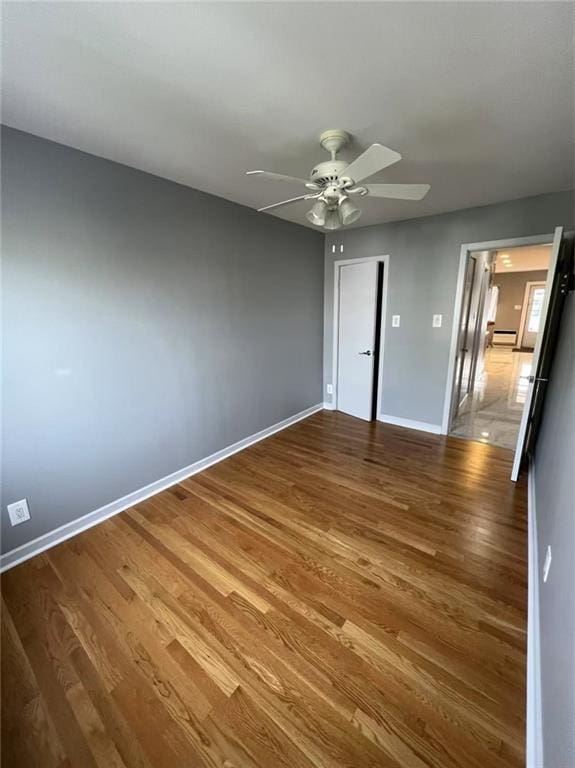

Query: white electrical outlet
left=543, top=545, right=552, bottom=582
left=432, top=314, right=443, bottom=328
left=326, top=384, right=333, bottom=395
left=7, top=499, right=31, bottom=526
left=392, top=315, right=400, bottom=328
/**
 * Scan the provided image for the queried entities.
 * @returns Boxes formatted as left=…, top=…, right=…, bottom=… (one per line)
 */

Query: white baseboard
left=0, top=403, right=324, bottom=573
left=323, top=401, right=335, bottom=410
left=378, top=414, right=442, bottom=435
left=527, top=460, right=543, bottom=767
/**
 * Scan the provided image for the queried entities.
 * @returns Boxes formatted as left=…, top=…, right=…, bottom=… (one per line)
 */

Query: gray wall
left=1, top=127, right=324, bottom=554
left=493, top=269, right=548, bottom=333
left=323, top=190, right=575, bottom=427
left=533, top=286, right=575, bottom=768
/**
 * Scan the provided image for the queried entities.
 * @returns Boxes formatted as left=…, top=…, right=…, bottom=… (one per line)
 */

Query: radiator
left=493, top=330, right=517, bottom=346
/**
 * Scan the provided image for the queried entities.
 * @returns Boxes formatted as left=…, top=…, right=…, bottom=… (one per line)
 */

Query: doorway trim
left=441, top=234, right=553, bottom=435
left=517, top=280, right=547, bottom=350
left=331, top=255, right=390, bottom=419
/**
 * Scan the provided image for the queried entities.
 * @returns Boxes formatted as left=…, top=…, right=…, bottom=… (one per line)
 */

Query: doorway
left=443, top=235, right=558, bottom=473
left=332, top=256, right=388, bottom=421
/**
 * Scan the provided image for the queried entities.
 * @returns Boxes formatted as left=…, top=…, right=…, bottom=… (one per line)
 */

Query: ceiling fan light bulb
left=339, top=197, right=362, bottom=226
left=306, top=199, right=327, bottom=226
left=324, top=210, right=342, bottom=230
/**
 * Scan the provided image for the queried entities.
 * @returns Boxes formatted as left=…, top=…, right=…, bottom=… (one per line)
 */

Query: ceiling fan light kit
left=247, top=129, right=430, bottom=230
left=306, top=198, right=328, bottom=226
left=339, top=196, right=361, bottom=226
left=324, top=210, right=342, bottom=231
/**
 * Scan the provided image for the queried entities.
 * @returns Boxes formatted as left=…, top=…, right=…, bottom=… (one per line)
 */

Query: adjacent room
left=449, top=242, right=553, bottom=450
left=1, top=3, right=574, bottom=768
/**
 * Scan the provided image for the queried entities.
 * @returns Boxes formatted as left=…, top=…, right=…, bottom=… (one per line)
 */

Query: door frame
left=453, top=253, right=478, bottom=412
left=441, top=234, right=553, bottom=435
left=332, top=255, right=390, bottom=418
left=469, top=259, right=494, bottom=391
left=517, top=280, right=547, bottom=350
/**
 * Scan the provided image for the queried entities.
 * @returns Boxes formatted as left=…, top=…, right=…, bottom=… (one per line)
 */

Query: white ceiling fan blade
left=257, top=194, right=318, bottom=212
left=247, top=170, right=318, bottom=189
left=364, top=183, right=431, bottom=200
left=341, top=144, right=402, bottom=184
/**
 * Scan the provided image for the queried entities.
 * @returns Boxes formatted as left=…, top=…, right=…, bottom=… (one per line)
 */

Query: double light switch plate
left=7, top=499, right=30, bottom=526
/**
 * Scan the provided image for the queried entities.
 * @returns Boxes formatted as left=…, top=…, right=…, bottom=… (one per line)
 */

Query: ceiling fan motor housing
left=310, top=159, right=348, bottom=187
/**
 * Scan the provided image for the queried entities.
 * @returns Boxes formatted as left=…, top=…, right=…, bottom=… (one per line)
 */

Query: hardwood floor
left=1, top=411, right=528, bottom=768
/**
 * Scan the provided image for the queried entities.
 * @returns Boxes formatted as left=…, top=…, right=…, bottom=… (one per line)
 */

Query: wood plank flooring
left=1, top=411, right=528, bottom=767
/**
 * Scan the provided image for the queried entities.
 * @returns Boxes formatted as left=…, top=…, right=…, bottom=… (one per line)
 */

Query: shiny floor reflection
left=451, top=347, right=533, bottom=449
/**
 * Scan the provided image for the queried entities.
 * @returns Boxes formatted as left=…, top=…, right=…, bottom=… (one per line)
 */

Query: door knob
left=359, top=350, right=372, bottom=356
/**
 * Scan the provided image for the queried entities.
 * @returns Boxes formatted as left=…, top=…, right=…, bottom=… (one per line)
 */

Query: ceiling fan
left=247, top=129, right=430, bottom=230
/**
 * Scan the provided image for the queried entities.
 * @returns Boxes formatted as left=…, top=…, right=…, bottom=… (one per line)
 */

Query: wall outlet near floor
left=326, top=383, right=333, bottom=395
left=7, top=498, right=31, bottom=526
left=432, top=314, right=443, bottom=328
left=543, top=545, right=552, bottom=582
left=392, top=315, right=400, bottom=327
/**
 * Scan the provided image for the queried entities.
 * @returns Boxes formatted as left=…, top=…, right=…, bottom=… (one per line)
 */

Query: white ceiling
left=2, top=2, right=574, bottom=230
left=494, top=244, right=552, bottom=273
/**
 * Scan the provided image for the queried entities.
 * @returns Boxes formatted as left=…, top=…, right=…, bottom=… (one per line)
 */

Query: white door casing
left=336, top=261, right=379, bottom=420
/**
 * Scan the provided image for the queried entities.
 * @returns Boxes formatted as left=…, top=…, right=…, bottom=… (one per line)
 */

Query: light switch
left=7, top=499, right=31, bottom=526
left=433, top=314, right=443, bottom=328
left=514, top=305, right=522, bottom=310
left=392, top=315, right=400, bottom=327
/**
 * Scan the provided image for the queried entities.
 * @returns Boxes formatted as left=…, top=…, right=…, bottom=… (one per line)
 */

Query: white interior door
left=511, top=227, right=563, bottom=481
left=337, top=261, right=379, bottom=420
